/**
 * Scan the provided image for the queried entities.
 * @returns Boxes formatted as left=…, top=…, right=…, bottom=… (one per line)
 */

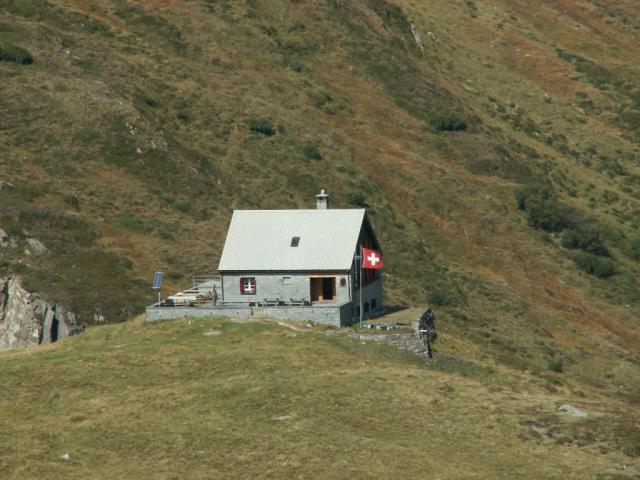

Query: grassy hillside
left=0, top=315, right=638, bottom=479
left=1, top=0, right=640, bottom=456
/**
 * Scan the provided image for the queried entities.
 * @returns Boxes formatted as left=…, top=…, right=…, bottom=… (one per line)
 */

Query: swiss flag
left=362, top=248, right=383, bottom=269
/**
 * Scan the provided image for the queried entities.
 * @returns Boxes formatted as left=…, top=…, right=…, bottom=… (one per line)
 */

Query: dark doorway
left=322, top=278, right=334, bottom=300
left=310, top=277, right=336, bottom=301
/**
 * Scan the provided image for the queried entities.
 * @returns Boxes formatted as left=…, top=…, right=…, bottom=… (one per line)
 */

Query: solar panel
left=152, top=271, right=163, bottom=289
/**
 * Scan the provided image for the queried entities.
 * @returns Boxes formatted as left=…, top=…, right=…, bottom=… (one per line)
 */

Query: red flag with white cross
left=362, top=248, right=383, bottom=269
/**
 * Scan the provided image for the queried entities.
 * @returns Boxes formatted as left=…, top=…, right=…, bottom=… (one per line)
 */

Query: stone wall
left=220, top=272, right=353, bottom=304
left=145, top=305, right=252, bottom=322
left=262, top=302, right=353, bottom=326
left=145, top=302, right=353, bottom=327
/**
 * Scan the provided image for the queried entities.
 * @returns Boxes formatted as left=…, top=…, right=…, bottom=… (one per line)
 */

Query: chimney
left=316, top=189, right=329, bottom=209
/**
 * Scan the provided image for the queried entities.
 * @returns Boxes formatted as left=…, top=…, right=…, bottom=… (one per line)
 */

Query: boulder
left=0, top=276, right=80, bottom=352
left=0, top=277, right=41, bottom=351
left=26, top=238, right=47, bottom=256
left=557, top=404, right=588, bottom=418
left=41, top=305, right=55, bottom=344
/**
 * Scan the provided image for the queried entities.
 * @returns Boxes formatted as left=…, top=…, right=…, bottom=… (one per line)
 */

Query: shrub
left=64, top=195, right=80, bottom=210
left=1, top=217, right=24, bottom=238
left=431, top=111, right=467, bottom=132
left=174, top=201, right=191, bottom=213
left=118, top=212, right=146, bottom=231
left=74, top=128, right=101, bottom=143
left=0, top=45, right=33, bottom=64
left=548, top=360, right=563, bottom=373
left=427, top=280, right=466, bottom=307
left=627, top=237, right=640, bottom=262
left=572, top=252, right=616, bottom=278
left=248, top=118, right=275, bottom=136
left=302, top=144, right=322, bottom=160
left=516, top=184, right=570, bottom=232
left=624, top=443, right=640, bottom=458
left=347, top=191, right=368, bottom=207
left=561, top=227, right=609, bottom=256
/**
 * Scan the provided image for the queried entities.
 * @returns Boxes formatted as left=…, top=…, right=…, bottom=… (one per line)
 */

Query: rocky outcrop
left=26, top=238, right=47, bottom=256
left=0, top=277, right=81, bottom=352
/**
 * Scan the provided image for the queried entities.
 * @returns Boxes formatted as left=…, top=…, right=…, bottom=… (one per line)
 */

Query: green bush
left=431, top=111, right=467, bottom=132
left=1, top=217, right=23, bottom=238
left=427, top=280, right=466, bottom=307
left=174, top=201, right=191, bottom=213
left=74, top=128, right=101, bottom=143
left=0, top=45, right=33, bottom=64
left=624, top=444, right=640, bottom=458
left=347, top=191, right=368, bottom=207
left=627, top=237, right=640, bottom=262
left=118, top=212, right=146, bottom=231
left=572, top=252, right=616, bottom=278
left=548, top=360, right=563, bottom=373
left=561, top=227, right=609, bottom=256
left=516, top=184, right=570, bottom=232
left=302, top=144, right=322, bottom=160
left=248, top=118, right=275, bottom=136
left=64, top=195, right=80, bottom=210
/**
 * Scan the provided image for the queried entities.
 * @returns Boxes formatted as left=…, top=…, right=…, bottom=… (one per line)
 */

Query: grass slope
left=1, top=316, right=638, bottom=479
left=1, top=1, right=640, bottom=472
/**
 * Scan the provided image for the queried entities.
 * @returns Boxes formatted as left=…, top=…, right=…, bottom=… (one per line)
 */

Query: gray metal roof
left=218, top=209, right=366, bottom=271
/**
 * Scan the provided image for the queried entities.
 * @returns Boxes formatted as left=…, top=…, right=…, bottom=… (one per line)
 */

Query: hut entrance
left=310, top=277, right=336, bottom=301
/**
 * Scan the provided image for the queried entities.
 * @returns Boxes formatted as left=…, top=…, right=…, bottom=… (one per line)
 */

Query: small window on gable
left=282, top=276, right=292, bottom=285
left=290, top=236, right=300, bottom=247
left=240, top=277, right=256, bottom=295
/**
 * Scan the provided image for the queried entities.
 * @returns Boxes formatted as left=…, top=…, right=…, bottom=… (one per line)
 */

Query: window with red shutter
left=240, top=277, right=256, bottom=295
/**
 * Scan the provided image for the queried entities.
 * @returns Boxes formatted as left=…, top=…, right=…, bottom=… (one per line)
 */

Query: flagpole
left=359, top=244, right=363, bottom=329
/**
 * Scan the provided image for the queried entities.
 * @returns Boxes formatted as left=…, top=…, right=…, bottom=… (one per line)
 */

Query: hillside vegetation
left=1, top=0, right=640, bottom=473
left=0, top=315, right=638, bottom=479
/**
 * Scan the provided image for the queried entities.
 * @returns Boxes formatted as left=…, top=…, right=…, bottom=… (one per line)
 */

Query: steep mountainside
left=1, top=0, right=640, bottom=412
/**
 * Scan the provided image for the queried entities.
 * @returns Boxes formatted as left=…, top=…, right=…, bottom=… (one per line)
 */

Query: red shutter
left=240, top=277, right=245, bottom=293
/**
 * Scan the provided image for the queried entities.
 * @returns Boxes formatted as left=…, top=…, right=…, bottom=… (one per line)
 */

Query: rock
left=276, top=415, right=292, bottom=421
left=60, top=453, right=70, bottom=461
left=0, top=277, right=41, bottom=351
left=41, top=305, right=55, bottom=344
left=203, top=330, right=222, bottom=336
left=26, top=238, right=47, bottom=256
left=557, top=404, right=588, bottom=418
left=0, top=276, right=81, bottom=352
left=410, top=24, right=424, bottom=53
left=55, top=304, right=70, bottom=339
left=0, top=228, right=7, bottom=246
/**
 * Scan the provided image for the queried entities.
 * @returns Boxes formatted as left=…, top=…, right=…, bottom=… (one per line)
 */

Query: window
left=240, top=277, right=256, bottom=295
left=364, top=302, right=370, bottom=313
left=339, top=278, right=346, bottom=287
left=282, top=276, right=292, bottom=285
left=371, top=298, right=377, bottom=309
left=290, top=236, right=300, bottom=247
